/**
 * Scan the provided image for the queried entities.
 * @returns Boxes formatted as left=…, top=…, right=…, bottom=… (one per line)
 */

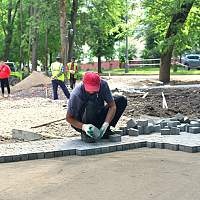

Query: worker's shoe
left=101, top=129, right=115, bottom=139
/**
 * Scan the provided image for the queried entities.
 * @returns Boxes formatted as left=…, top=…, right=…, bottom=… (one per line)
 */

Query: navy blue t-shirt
left=67, top=80, right=113, bottom=121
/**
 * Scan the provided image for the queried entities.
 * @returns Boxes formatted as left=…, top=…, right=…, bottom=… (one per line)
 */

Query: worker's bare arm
left=105, top=100, right=116, bottom=124
left=66, top=113, right=83, bottom=129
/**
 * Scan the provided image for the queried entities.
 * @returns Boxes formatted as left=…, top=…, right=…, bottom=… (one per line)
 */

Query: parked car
left=182, top=54, right=200, bottom=70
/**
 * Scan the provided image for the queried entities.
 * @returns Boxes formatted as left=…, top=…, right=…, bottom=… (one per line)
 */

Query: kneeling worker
left=66, top=72, right=127, bottom=142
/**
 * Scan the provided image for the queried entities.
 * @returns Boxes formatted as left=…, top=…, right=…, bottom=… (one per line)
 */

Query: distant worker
left=49, top=55, right=70, bottom=100
left=0, top=61, right=11, bottom=98
left=66, top=72, right=127, bottom=142
left=66, top=57, right=78, bottom=89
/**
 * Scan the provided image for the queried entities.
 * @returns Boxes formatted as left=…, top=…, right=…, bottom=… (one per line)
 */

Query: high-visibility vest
left=66, top=62, right=78, bottom=79
left=50, top=61, right=65, bottom=81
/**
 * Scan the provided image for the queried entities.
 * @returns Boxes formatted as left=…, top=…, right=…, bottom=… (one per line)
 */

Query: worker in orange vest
left=0, top=61, right=11, bottom=98
left=66, top=57, right=78, bottom=89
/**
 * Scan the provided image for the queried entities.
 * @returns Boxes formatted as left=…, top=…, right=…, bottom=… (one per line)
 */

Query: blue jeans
left=52, top=79, right=70, bottom=100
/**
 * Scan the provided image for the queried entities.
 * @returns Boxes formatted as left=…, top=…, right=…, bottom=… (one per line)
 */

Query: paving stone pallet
left=0, top=132, right=200, bottom=163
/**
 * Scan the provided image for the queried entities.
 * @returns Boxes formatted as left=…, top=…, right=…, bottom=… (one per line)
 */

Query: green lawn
left=79, top=66, right=200, bottom=76
left=101, top=67, right=200, bottom=75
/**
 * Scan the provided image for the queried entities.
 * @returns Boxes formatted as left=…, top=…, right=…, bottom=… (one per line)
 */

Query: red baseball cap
left=83, top=72, right=101, bottom=92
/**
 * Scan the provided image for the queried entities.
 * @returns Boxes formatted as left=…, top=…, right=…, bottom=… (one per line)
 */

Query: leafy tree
left=142, top=0, right=199, bottom=83
left=118, top=44, right=137, bottom=64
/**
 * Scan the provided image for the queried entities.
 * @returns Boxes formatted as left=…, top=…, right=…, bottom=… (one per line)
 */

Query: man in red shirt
left=0, top=61, right=11, bottom=98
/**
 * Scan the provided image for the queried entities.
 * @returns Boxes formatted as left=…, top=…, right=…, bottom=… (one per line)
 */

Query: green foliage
left=142, top=0, right=200, bottom=56
left=118, top=44, right=137, bottom=63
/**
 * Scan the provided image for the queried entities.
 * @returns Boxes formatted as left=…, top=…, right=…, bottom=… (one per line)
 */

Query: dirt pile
left=12, top=71, right=51, bottom=92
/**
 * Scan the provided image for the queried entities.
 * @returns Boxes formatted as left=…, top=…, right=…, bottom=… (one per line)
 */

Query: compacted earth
left=125, top=87, right=200, bottom=118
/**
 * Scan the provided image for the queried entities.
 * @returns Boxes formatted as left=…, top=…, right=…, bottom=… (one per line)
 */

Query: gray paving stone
left=137, top=120, right=148, bottom=127
left=154, top=125, right=161, bottom=133
left=189, top=127, right=200, bottom=134
left=54, top=151, right=63, bottom=157
left=168, top=121, right=179, bottom=128
left=0, top=156, right=5, bottom=163
left=122, top=144, right=130, bottom=151
left=128, top=128, right=139, bottom=136
left=179, top=145, right=197, bottom=153
left=135, top=142, right=142, bottom=148
left=28, top=153, right=38, bottom=160
left=127, top=119, right=137, bottom=129
left=95, top=148, right=102, bottom=154
left=171, top=127, right=180, bottom=135
left=129, top=143, right=137, bottom=149
left=155, top=142, right=165, bottom=149
left=174, top=113, right=184, bottom=122
left=109, top=134, right=121, bottom=142
left=12, top=155, right=21, bottom=162
left=119, top=126, right=127, bottom=135
left=12, top=129, right=42, bottom=141
left=178, top=124, right=186, bottom=132
left=37, top=152, right=45, bottom=159
left=109, top=146, right=117, bottom=152
left=141, top=142, right=147, bottom=147
left=147, top=141, right=155, bottom=148
left=143, top=126, right=151, bottom=134
left=161, top=129, right=171, bottom=135
left=81, top=134, right=95, bottom=143
left=190, top=121, right=200, bottom=127
left=1, top=130, right=200, bottom=163
left=20, top=154, right=29, bottom=161
left=164, top=143, right=179, bottom=151
left=86, top=149, right=96, bottom=155
left=138, top=126, right=144, bottom=135
left=186, top=124, right=192, bottom=132
left=160, top=121, right=168, bottom=129
left=102, top=146, right=110, bottom=154
left=63, top=150, right=70, bottom=156
left=44, top=152, right=55, bottom=159
left=4, top=156, right=13, bottom=163
left=76, top=149, right=87, bottom=156
left=116, top=145, right=123, bottom=151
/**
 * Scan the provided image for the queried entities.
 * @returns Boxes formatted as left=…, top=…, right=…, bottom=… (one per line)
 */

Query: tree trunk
left=2, top=0, right=20, bottom=61
left=97, top=55, right=101, bottom=73
left=159, top=46, right=173, bottom=83
left=31, top=6, right=39, bottom=71
left=68, top=0, right=78, bottom=61
left=45, top=27, right=49, bottom=73
left=19, top=0, right=23, bottom=68
left=59, top=0, right=67, bottom=65
left=159, top=0, right=194, bottom=83
left=50, top=52, right=53, bottom=66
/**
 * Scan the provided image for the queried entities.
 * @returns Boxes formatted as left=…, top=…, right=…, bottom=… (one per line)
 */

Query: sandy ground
left=1, top=74, right=200, bottom=142
left=0, top=149, right=199, bottom=200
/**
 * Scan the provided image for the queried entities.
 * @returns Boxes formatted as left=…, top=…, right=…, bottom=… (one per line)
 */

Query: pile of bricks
left=114, top=113, right=200, bottom=137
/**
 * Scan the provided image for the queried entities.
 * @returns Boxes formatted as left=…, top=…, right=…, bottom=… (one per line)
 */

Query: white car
left=182, top=54, right=200, bottom=70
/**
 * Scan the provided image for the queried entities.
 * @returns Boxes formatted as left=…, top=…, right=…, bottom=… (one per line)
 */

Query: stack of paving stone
left=115, top=113, right=200, bottom=137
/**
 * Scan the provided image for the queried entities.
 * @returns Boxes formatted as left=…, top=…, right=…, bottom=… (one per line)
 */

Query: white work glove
left=82, top=124, right=100, bottom=139
left=99, top=122, right=109, bottom=139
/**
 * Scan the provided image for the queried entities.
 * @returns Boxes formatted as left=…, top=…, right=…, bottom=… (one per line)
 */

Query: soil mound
left=12, top=71, right=51, bottom=92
